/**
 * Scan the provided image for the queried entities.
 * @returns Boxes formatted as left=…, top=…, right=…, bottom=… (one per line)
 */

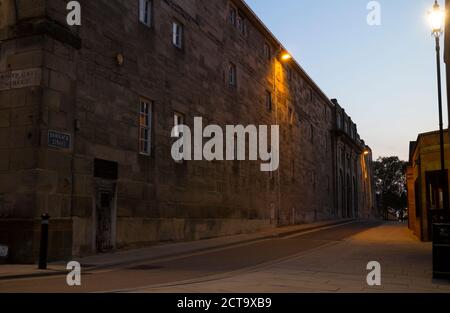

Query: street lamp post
left=430, top=0, right=448, bottom=218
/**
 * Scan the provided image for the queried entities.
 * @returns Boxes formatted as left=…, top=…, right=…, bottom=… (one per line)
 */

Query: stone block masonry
left=0, top=0, right=376, bottom=263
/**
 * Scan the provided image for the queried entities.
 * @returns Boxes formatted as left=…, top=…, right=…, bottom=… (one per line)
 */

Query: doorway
left=95, top=180, right=116, bottom=253
left=426, top=170, right=449, bottom=240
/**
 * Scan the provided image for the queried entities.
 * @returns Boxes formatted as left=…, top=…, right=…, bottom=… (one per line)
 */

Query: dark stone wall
left=0, top=0, right=351, bottom=262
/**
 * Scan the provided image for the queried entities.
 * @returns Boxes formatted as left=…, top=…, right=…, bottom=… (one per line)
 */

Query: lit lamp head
left=429, top=0, right=445, bottom=37
left=278, top=50, right=292, bottom=62
left=281, top=53, right=292, bottom=61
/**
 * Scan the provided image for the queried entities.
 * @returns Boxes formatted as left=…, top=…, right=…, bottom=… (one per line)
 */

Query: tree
left=373, top=156, right=408, bottom=212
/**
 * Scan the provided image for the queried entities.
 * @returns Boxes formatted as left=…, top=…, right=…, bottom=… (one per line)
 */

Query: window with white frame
left=229, top=62, right=237, bottom=86
left=172, top=22, right=183, bottom=49
left=139, top=0, right=152, bottom=27
left=139, top=98, right=152, bottom=155
left=173, top=112, right=185, bottom=162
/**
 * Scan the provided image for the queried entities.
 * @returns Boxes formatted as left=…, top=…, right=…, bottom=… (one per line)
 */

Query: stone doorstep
left=0, top=219, right=354, bottom=281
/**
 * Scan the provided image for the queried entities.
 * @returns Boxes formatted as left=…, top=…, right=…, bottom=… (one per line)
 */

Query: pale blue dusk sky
left=245, top=0, right=448, bottom=161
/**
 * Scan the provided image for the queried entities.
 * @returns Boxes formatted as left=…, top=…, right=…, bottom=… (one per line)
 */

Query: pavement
left=137, top=222, right=450, bottom=293
left=2, top=220, right=448, bottom=293
left=0, top=219, right=351, bottom=281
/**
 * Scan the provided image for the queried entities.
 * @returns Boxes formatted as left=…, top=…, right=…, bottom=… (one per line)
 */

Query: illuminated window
left=139, top=98, right=152, bottom=155
left=139, top=0, right=152, bottom=27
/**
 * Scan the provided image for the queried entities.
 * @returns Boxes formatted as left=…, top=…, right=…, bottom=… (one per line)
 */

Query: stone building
left=407, top=130, right=450, bottom=241
left=331, top=99, right=376, bottom=220
left=0, top=0, right=376, bottom=263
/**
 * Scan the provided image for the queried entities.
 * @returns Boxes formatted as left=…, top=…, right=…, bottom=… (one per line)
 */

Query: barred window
left=139, top=98, right=152, bottom=155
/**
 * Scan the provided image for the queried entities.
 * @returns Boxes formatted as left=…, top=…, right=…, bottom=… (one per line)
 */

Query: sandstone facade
left=0, top=0, right=377, bottom=263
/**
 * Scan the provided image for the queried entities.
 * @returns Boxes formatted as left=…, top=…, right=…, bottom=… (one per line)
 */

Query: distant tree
left=373, top=156, right=408, bottom=212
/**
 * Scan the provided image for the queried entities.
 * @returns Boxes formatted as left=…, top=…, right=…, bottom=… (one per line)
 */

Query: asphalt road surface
left=0, top=221, right=381, bottom=293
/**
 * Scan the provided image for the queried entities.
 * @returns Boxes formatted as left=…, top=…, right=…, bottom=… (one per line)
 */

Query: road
left=0, top=221, right=384, bottom=293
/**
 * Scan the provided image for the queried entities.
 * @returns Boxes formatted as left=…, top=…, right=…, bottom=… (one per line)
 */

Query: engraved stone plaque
left=10, top=68, right=42, bottom=89
left=0, top=71, right=10, bottom=91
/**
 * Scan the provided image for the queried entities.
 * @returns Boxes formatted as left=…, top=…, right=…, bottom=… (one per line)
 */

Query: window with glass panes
left=139, top=98, right=152, bottom=155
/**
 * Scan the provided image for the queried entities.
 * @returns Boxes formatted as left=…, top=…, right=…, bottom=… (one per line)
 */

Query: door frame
left=92, top=179, right=117, bottom=253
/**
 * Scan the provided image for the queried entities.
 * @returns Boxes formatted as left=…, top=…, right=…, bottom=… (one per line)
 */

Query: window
left=288, top=108, right=294, bottom=125
left=139, top=98, right=152, bottom=155
left=287, top=66, right=292, bottom=81
left=173, top=112, right=185, bottom=162
left=264, top=43, right=271, bottom=61
left=229, top=63, right=237, bottom=86
left=172, top=22, right=183, bottom=49
left=139, top=0, right=152, bottom=27
left=229, top=5, right=237, bottom=26
left=266, top=90, right=272, bottom=111
left=237, top=14, right=247, bottom=36
left=337, top=113, right=342, bottom=129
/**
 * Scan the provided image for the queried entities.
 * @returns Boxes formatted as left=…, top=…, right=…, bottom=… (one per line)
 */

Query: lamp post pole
left=431, top=0, right=448, bottom=218
left=435, top=34, right=446, bottom=178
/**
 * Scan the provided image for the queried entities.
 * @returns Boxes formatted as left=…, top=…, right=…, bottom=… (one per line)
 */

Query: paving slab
left=139, top=223, right=450, bottom=293
left=0, top=219, right=351, bottom=281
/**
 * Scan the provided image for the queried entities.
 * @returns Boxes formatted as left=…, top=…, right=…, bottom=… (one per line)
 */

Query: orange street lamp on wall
left=276, top=46, right=292, bottom=62
left=280, top=52, right=292, bottom=62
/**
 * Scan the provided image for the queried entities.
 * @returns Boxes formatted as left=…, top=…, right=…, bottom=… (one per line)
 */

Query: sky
left=245, top=0, right=448, bottom=161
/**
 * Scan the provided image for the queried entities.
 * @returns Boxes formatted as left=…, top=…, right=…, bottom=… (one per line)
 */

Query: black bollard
left=38, top=213, right=50, bottom=270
